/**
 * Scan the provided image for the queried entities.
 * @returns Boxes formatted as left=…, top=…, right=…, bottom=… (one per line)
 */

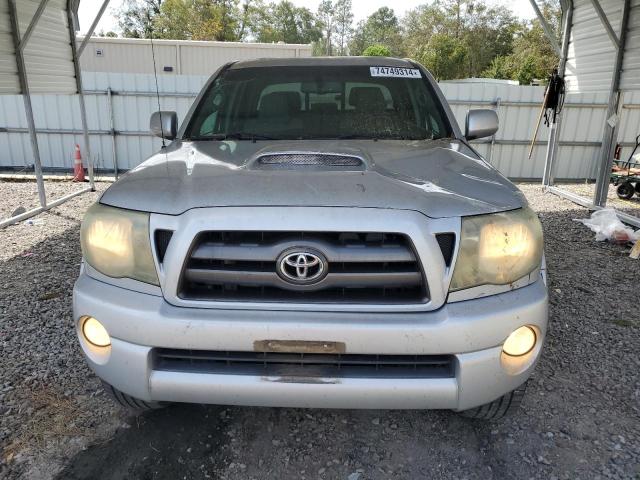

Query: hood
left=99, top=139, right=526, bottom=218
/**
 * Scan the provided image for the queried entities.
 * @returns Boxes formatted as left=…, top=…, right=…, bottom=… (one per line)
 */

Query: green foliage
left=482, top=56, right=512, bottom=80
left=481, top=1, right=561, bottom=84
left=349, top=7, right=404, bottom=56
left=118, top=0, right=248, bottom=41
left=111, top=0, right=562, bottom=84
left=362, top=45, right=391, bottom=57
left=117, top=0, right=162, bottom=38
left=403, top=0, right=519, bottom=80
left=417, top=34, right=468, bottom=80
left=253, top=1, right=322, bottom=44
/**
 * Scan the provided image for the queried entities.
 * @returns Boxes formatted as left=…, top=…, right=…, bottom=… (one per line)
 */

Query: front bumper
left=73, top=272, right=548, bottom=411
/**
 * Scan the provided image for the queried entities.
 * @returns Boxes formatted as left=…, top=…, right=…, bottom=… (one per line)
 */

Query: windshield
left=185, top=65, right=453, bottom=141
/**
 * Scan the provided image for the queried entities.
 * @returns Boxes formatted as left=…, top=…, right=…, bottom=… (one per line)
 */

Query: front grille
left=154, top=349, right=454, bottom=379
left=178, top=231, right=427, bottom=304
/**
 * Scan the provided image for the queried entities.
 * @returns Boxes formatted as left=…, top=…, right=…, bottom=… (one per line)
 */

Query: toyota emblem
left=276, top=248, right=328, bottom=285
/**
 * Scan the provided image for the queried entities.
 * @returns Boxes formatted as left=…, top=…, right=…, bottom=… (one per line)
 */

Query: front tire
left=458, top=382, right=527, bottom=420
left=101, top=380, right=167, bottom=413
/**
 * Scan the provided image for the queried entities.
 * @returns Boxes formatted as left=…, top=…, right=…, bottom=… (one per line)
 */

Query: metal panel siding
left=565, top=0, right=624, bottom=93
left=80, top=38, right=312, bottom=76
left=16, top=0, right=76, bottom=94
left=0, top=0, right=19, bottom=94
left=621, top=0, right=640, bottom=89
left=0, top=74, right=633, bottom=179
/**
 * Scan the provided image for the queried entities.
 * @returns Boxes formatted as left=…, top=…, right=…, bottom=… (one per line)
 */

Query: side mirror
left=465, top=109, right=498, bottom=141
left=150, top=111, right=178, bottom=140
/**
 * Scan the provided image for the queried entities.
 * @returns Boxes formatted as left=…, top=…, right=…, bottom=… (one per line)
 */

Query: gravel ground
left=0, top=180, right=639, bottom=480
left=559, top=182, right=640, bottom=217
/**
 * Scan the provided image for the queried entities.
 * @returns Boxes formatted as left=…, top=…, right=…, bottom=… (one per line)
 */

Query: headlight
left=80, top=203, right=159, bottom=285
left=450, top=207, right=543, bottom=291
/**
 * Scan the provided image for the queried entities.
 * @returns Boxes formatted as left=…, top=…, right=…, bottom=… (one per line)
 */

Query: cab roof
left=229, top=56, right=416, bottom=70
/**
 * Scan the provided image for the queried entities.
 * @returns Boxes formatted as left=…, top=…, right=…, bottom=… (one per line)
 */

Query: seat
left=248, top=91, right=303, bottom=134
left=348, top=87, right=387, bottom=114
left=259, top=91, right=302, bottom=119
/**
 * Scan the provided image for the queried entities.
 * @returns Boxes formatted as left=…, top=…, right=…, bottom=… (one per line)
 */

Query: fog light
left=503, top=326, right=536, bottom=357
left=82, top=317, right=111, bottom=347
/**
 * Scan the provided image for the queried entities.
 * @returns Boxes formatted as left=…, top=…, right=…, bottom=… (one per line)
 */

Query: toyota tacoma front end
left=73, top=57, right=547, bottom=420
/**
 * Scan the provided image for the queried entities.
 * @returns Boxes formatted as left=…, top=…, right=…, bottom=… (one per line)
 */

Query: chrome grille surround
left=150, top=207, right=461, bottom=313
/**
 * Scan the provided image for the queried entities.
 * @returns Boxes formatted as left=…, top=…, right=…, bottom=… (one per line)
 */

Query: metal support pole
left=486, top=97, right=501, bottom=164
left=593, top=0, right=630, bottom=207
left=107, top=87, right=118, bottom=178
left=542, top=1, right=573, bottom=188
left=8, top=0, right=47, bottom=208
left=0, top=187, right=91, bottom=229
left=77, top=0, right=110, bottom=57
left=67, top=1, right=95, bottom=190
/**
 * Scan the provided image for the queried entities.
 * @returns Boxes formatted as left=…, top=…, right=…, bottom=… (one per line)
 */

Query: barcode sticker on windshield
left=370, top=66, right=422, bottom=78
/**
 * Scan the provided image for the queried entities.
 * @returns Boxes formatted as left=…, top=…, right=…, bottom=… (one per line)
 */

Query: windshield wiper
left=190, top=132, right=277, bottom=142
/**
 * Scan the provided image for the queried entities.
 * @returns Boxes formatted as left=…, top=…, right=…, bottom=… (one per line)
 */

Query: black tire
left=635, top=183, right=640, bottom=195
left=617, top=182, right=635, bottom=200
left=458, top=382, right=527, bottom=421
left=101, top=380, right=167, bottom=413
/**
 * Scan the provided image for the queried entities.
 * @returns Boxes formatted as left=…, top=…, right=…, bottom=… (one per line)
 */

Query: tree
left=316, top=0, right=335, bottom=55
left=362, top=44, right=390, bottom=57
left=481, top=1, right=561, bottom=84
left=349, top=7, right=403, bottom=56
left=253, top=1, right=322, bottom=44
left=403, top=0, right=519, bottom=79
left=418, top=34, right=468, bottom=80
left=117, top=0, right=249, bottom=41
left=333, top=0, right=353, bottom=55
left=117, top=0, right=162, bottom=38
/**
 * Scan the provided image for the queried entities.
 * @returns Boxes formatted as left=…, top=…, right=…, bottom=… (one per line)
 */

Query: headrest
left=348, top=87, right=386, bottom=112
left=259, top=91, right=302, bottom=117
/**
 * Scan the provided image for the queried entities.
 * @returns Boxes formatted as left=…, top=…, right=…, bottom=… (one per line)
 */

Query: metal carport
left=532, top=0, right=640, bottom=227
left=0, top=0, right=109, bottom=228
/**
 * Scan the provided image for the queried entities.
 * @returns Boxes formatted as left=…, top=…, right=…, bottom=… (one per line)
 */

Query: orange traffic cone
left=72, top=144, right=85, bottom=182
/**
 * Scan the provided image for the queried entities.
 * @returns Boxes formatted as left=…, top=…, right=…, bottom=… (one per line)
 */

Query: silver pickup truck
left=74, top=57, right=547, bottom=420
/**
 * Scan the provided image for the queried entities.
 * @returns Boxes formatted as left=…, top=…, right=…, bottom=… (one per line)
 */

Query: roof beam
left=18, top=0, right=51, bottom=52
left=77, top=0, right=110, bottom=57
left=528, top=0, right=562, bottom=57
left=589, top=0, right=621, bottom=48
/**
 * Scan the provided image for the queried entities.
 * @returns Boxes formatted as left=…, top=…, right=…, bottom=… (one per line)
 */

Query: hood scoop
left=252, top=152, right=366, bottom=171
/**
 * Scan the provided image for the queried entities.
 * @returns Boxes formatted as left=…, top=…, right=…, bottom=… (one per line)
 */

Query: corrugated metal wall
left=0, top=0, right=19, bottom=94
left=0, top=73, right=636, bottom=180
left=621, top=0, right=640, bottom=90
left=79, top=37, right=313, bottom=76
left=19, top=0, right=77, bottom=94
left=0, top=0, right=78, bottom=94
left=565, top=0, right=623, bottom=93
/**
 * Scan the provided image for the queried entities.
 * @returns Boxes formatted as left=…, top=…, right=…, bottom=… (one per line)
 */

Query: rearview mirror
left=465, top=109, right=498, bottom=141
left=150, top=111, right=178, bottom=140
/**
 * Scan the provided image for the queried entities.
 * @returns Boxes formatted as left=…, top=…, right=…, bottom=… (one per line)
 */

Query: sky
left=78, top=0, right=537, bottom=36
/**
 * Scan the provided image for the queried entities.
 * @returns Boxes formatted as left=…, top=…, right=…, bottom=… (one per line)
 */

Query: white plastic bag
left=574, top=208, right=640, bottom=244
